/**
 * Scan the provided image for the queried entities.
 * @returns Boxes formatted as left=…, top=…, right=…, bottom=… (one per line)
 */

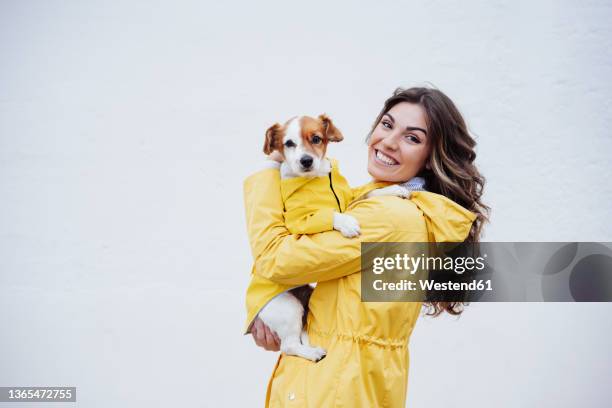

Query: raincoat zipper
left=328, top=172, right=342, bottom=212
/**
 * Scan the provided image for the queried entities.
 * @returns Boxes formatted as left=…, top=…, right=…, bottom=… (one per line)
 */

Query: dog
left=253, top=114, right=412, bottom=362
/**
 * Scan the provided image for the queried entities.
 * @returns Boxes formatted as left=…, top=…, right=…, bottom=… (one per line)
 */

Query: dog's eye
left=284, top=140, right=296, bottom=148
left=312, top=135, right=322, bottom=144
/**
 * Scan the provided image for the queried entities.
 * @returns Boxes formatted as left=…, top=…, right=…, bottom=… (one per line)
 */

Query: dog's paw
left=333, top=213, right=361, bottom=238
left=305, top=347, right=327, bottom=362
left=313, top=347, right=327, bottom=362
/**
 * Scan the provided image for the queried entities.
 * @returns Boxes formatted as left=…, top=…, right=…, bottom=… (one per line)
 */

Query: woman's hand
left=251, top=317, right=281, bottom=351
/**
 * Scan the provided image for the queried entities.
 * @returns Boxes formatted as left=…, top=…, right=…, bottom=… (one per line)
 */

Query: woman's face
left=367, top=102, right=432, bottom=182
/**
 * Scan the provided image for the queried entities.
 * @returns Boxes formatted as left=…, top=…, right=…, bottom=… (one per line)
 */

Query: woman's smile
left=374, top=149, right=399, bottom=166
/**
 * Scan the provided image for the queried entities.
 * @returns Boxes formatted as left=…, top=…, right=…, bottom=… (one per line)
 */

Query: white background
left=1, top=0, right=611, bottom=406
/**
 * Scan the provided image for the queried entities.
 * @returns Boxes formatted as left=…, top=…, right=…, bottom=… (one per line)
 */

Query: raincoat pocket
left=268, top=355, right=308, bottom=406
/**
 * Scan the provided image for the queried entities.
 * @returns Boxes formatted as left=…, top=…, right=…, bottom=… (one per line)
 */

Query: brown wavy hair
left=369, top=86, right=490, bottom=317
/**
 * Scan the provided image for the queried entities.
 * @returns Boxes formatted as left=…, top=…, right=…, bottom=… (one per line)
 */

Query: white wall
left=1, top=0, right=611, bottom=406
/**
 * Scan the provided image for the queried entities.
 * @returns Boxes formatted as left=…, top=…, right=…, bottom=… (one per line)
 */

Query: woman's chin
left=368, top=162, right=397, bottom=182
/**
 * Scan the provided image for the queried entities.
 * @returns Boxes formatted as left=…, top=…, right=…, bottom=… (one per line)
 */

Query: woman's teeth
left=376, top=150, right=398, bottom=165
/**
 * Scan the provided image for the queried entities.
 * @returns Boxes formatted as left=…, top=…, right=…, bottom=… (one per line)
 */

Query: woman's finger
left=252, top=328, right=261, bottom=347
left=263, top=325, right=274, bottom=349
left=264, top=326, right=280, bottom=351
left=268, top=327, right=280, bottom=345
left=252, top=319, right=265, bottom=347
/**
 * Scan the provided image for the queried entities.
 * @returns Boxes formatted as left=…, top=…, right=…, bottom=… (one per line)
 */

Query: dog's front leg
left=333, top=213, right=361, bottom=238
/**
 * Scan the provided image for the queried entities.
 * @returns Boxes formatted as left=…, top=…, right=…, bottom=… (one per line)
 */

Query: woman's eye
left=284, top=140, right=296, bottom=148
left=311, top=135, right=322, bottom=144
left=381, top=121, right=392, bottom=129
left=405, top=135, right=421, bottom=144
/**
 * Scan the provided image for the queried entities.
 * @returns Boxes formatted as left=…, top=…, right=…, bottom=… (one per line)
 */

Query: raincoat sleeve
left=286, top=208, right=335, bottom=235
left=244, top=169, right=423, bottom=285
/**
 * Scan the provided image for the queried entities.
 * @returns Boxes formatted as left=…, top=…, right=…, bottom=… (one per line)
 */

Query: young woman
left=246, top=87, right=489, bottom=407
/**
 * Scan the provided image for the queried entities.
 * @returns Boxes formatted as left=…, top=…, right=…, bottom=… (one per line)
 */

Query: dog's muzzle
left=300, top=155, right=314, bottom=171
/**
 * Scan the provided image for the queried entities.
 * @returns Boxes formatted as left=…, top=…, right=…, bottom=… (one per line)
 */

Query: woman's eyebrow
left=406, top=126, right=428, bottom=136
left=385, top=113, right=428, bottom=135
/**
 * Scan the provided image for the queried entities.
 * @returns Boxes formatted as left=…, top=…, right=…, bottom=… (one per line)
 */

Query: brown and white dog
left=255, top=114, right=358, bottom=362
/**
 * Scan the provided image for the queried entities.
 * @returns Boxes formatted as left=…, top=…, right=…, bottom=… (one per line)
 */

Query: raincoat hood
left=408, top=190, right=477, bottom=242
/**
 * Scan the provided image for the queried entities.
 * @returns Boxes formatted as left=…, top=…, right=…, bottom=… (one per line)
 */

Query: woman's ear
left=318, top=114, right=344, bottom=142
left=263, top=123, right=282, bottom=154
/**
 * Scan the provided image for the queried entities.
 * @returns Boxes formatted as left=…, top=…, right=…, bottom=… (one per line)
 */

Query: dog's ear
left=264, top=123, right=282, bottom=154
left=319, top=114, right=343, bottom=142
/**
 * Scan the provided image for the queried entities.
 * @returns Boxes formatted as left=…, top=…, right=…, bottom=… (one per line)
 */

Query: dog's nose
left=300, top=156, right=314, bottom=168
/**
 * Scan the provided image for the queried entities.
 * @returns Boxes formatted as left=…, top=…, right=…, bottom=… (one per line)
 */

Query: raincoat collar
left=280, top=158, right=340, bottom=202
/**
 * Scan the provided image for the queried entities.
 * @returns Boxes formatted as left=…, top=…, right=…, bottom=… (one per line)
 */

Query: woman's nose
left=381, top=133, right=399, bottom=150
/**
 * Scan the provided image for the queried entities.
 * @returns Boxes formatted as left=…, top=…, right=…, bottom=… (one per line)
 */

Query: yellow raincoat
left=244, top=167, right=476, bottom=407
